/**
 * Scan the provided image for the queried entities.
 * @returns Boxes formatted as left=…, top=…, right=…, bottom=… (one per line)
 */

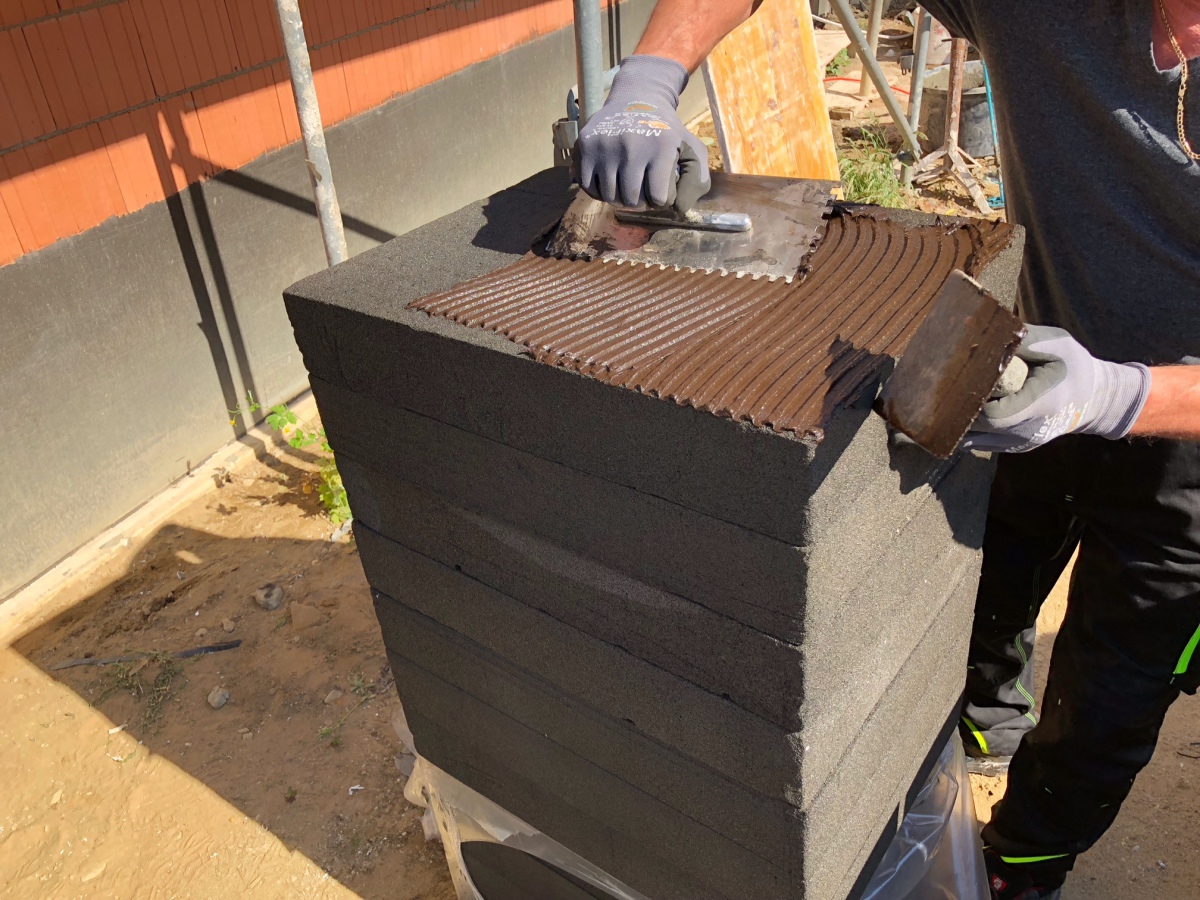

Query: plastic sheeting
left=859, top=731, right=989, bottom=899
left=397, top=705, right=988, bottom=900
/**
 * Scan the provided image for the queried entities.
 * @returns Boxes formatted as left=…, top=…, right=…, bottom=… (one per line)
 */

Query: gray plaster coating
left=378, top=565, right=975, bottom=900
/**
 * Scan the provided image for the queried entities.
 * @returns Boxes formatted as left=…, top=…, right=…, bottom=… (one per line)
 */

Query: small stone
left=237, top=727, right=250, bottom=734
left=992, top=355, right=1030, bottom=399
left=195, top=627, right=208, bottom=639
left=50, top=789, right=62, bottom=807
left=254, top=583, right=284, bottom=610
left=221, top=618, right=235, bottom=633
left=207, top=687, right=230, bottom=710
left=290, top=601, right=323, bottom=631
left=324, top=688, right=343, bottom=705
left=242, top=732, right=253, bottom=741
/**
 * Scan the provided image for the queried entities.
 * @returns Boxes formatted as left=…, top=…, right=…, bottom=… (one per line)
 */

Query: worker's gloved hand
left=574, top=55, right=711, bottom=212
left=961, top=326, right=1151, bottom=453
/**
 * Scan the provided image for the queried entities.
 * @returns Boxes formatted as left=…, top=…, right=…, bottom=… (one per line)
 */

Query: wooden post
left=945, top=38, right=967, bottom=154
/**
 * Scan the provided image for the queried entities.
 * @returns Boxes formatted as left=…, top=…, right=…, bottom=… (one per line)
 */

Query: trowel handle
left=613, top=208, right=752, bottom=233
left=990, top=356, right=1028, bottom=399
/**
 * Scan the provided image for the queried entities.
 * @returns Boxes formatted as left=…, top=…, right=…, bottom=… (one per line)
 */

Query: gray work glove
left=961, top=326, right=1151, bottom=453
left=574, top=55, right=711, bottom=211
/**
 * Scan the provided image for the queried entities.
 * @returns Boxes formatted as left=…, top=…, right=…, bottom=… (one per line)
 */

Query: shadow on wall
left=146, top=105, right=401, bottom=443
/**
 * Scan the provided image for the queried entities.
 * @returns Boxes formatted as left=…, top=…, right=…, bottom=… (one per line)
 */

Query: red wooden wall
left=0, top=0, right=590, bottom=265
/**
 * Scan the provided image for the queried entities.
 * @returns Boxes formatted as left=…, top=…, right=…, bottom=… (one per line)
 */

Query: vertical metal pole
left=273, top=0, right=348, bottom=267
left=901, top=7, right=931, bottom=186
left=830, top=0, right=922, bottom=157
left=945, top=38, right=967, bottom=154
left=858, top=0, right=885, bottom=96
left=573, top=0, right=605, bottom=123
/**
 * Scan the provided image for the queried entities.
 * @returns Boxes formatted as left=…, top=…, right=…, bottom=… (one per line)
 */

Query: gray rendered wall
left=0, top=0, right=707, bottom=598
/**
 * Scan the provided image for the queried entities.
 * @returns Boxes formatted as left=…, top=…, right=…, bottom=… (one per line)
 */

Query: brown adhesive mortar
left=410, top=208, right=1014, bottom=442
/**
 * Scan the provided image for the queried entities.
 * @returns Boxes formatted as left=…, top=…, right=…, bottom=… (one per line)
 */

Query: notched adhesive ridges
left=409, top=209, right=1014, bottom=441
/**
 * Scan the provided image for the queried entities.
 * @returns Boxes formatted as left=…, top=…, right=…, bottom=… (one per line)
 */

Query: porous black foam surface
left=340, top=454, right=806, bottom=723
left=804, top=571, right=978, bottom=897
left=406, top=703, right=792, bottom=900
left=357, top=451, right=984, bottom=802
left=410, top=709, right=740, bottom=900
left=362, top=527, right=795, bottom=797
left=316, top=378, right=981, bottom=649
left=288, top=167, right=574, bottom=312
left=373, top=551, right=975, bottom=837
left=379, top=565, right=975, bottom=900
left=460, top=842, right=621, bottom=900
left=376, top=589, right=802, bottom=855
left=318, top=377, right=809, bottom=641
left=283, top=171, right=1017, bottom=899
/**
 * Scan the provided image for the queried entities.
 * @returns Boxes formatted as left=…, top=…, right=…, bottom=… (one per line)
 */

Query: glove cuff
left=608, top=55, right=689, bottom=109
left=1086, top=361, right=1152, bottom=440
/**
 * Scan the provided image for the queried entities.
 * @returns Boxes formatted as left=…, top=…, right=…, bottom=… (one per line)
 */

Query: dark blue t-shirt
left=918, top=1, right=1200, bottom=364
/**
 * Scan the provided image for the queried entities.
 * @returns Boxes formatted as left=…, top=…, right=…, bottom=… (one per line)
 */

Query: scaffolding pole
left=573, top=0, right=605, bottom=123
left=829, top=0, right=921, bottom=159
left=273, top=0, right=348, bottom=267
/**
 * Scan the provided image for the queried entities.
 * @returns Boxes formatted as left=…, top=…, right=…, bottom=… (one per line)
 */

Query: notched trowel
left=877, top=270, right=1027, bottom=458
left=546, top=172, right=838, bottom=280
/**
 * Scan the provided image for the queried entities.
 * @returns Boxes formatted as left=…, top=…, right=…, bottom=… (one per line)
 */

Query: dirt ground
left=2, top=435, right=455, bottom=899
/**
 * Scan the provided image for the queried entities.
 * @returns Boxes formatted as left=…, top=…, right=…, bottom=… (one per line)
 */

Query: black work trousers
left=961, top=435, right=1200, bottom=873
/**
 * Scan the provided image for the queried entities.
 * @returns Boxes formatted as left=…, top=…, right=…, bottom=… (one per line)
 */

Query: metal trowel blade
left=876, top=270, right=1026, bottom=458
left=546, top=172, right=837, bottom=280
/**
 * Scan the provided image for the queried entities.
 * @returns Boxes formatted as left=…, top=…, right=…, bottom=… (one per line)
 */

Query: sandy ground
left=1, top=435, right=455, bottom=899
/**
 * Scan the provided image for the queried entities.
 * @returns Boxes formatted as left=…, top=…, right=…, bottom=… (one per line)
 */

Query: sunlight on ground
left=0, top=646, right=355, bottom=899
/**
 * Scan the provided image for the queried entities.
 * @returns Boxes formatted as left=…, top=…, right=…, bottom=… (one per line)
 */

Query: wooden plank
left=701, top=0, right=839, bottom=180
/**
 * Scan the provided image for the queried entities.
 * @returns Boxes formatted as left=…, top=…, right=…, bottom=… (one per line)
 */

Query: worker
left=574, top=3, right=1200, bottom=898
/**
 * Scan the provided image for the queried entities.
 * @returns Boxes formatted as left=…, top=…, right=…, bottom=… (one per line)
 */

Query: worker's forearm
left=634, top=0, right=758, bottom=72
left=1128, top=366, right=1200, bottom=440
